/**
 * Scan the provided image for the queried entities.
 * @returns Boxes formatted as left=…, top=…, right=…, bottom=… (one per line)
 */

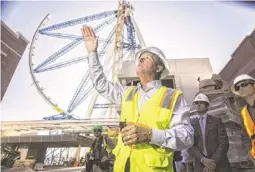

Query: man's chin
left=136, top=70, right=146, bottom=77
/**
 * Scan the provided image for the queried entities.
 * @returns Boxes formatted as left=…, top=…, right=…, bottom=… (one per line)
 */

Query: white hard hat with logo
left=194, top=93, right=210, bottom=104
left=135, top=46, right=170, bottom=78
left=231, top=74, right=255, bottom=95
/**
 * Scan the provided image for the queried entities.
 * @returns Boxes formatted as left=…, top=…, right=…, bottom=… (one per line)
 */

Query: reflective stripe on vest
left=90, top=137, right=112, bottom=154
left=241, top=105, right=255, bottom=159
left=161, top=88, right=182, bottom=110
left=125, top=86, right=182, bottom=110
left=103, top=137, right=112, bottom=154
left=113, top=86, right=182, bottom=172
left=125, top=87, right=138, bottom=101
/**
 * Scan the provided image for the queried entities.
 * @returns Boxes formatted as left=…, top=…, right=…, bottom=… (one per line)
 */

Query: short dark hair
left=148, top=52, right=165, bottom=79
left=150, top=52, right=165, bottom=69
left=155, top=57, right=165, bottom=79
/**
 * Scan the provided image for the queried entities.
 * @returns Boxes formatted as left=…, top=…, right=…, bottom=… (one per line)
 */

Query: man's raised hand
left=81, top=25, right=98, bottom=53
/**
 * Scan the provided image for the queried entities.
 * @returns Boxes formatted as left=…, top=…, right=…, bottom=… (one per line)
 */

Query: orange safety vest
left=241, top=105, right=255, bottom=159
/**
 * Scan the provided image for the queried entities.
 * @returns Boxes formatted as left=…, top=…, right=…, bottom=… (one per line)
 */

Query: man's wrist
left=88, top=51, right=97, bottom=54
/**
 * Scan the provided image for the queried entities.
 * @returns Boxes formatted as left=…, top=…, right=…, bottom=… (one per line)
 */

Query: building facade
left=219, top=28, right=255, bottom=84
left=1, top=21, right=29, bottom=101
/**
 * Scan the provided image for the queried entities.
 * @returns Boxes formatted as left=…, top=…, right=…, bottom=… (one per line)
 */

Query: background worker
left=231, top=74, right=255, bottom=163
left=188, top=93, right=231, bottom=172
left=85, top=124, right=115, bottom=172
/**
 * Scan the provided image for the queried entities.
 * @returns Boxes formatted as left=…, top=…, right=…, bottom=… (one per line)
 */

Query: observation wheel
left=29, top=0, right=146, bottom=119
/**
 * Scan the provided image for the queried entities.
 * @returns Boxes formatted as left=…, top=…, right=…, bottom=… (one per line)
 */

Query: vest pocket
left=144, top=153, right=169, bottom=168
left=113, top=146, right=130, bottom=172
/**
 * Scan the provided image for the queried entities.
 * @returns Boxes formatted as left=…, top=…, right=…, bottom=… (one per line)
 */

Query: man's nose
left=139, top=57, right=145, bottom=63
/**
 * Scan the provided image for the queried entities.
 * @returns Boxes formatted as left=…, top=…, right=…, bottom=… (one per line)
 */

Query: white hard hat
left=231, top=74, right=255, bottom=95
left=135, top=46, right=170, bottom=78
left=194, top=93, right=210, bottom=104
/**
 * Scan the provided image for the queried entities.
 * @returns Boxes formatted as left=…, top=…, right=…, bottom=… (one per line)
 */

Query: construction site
left=1, top=1, right=255, bottom=172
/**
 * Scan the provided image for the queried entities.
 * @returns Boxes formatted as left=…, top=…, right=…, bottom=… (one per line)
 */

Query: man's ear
left=156, top=65, right=164, bottom=73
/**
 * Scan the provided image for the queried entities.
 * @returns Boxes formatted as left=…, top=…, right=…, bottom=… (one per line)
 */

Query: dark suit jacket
left=188, top=115, right=232, bottom=172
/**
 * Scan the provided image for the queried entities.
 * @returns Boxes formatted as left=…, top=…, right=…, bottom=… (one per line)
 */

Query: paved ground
left=2, top=167, right=34, bottom=172
left=1, top=166, right=85, bottom=172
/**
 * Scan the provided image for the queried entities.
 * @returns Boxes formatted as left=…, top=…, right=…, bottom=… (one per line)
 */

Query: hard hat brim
left=194, top=93, right=210, bottom=104
left=135, top=47, right=170, bottom=79
left=194, top=99, right=210, bottom=104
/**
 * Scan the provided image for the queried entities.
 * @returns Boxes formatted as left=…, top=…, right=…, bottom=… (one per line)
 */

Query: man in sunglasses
left=85, top=125, right=115, bottom=172
left=231, top=74, right=255, bottom=163
left=188, top=93, right=231, bottom=172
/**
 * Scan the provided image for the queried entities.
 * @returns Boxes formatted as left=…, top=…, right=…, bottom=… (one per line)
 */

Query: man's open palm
left=81, top=25, right=98, bottom=53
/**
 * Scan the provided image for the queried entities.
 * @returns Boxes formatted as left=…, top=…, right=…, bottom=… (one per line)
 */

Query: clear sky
left=1, top=1, right=255, bottom=121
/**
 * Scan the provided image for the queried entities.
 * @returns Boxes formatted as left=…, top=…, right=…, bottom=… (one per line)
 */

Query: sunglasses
left=194, top=102, right=206, bottom=105
left=234, top=81, right=253, bottom=91
left=93, top=130, right=101, bottom=133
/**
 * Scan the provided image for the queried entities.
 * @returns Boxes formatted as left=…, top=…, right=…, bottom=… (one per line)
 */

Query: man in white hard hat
left=231, top=74, right=255, bottom=162
left=187, top=93, right=231, bottom=172
left=81, top=26, right=194, bottom=172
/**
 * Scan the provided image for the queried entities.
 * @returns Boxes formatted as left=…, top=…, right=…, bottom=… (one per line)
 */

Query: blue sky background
left=1, top=1, right=255, bottom=121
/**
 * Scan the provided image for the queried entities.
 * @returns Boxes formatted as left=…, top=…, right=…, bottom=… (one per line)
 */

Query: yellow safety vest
left=241, top=105, right=255, bottom=159
left=113, top=86, right=182, bottom=172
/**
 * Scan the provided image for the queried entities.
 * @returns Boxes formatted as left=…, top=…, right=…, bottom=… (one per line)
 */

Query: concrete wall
left=1, top=20, right=29, bottom=101
left=219, top=28, right=255, bottom=85
left=119, top=58, right=213, bottom=105
left=170, top=58, right=213, bottom=104
left=26, top=146, right=47, bottom=163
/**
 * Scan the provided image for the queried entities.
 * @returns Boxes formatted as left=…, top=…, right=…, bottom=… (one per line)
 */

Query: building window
left=161, top=78, right=175, bottom=88
left=126, top=79, right=140, bottom=86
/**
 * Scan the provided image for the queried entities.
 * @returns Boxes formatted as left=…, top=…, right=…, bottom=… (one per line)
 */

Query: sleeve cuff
left=88, top=52, right=100, bottom=66
left=149, top=129, right=165, bottom=147
left=88, top=52, right=97, bottom=56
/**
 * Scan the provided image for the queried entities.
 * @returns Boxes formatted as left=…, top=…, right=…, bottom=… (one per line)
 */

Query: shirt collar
left=137, top=80, right=162, bottom=92
left=198, top=113, right=207, bottom=120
